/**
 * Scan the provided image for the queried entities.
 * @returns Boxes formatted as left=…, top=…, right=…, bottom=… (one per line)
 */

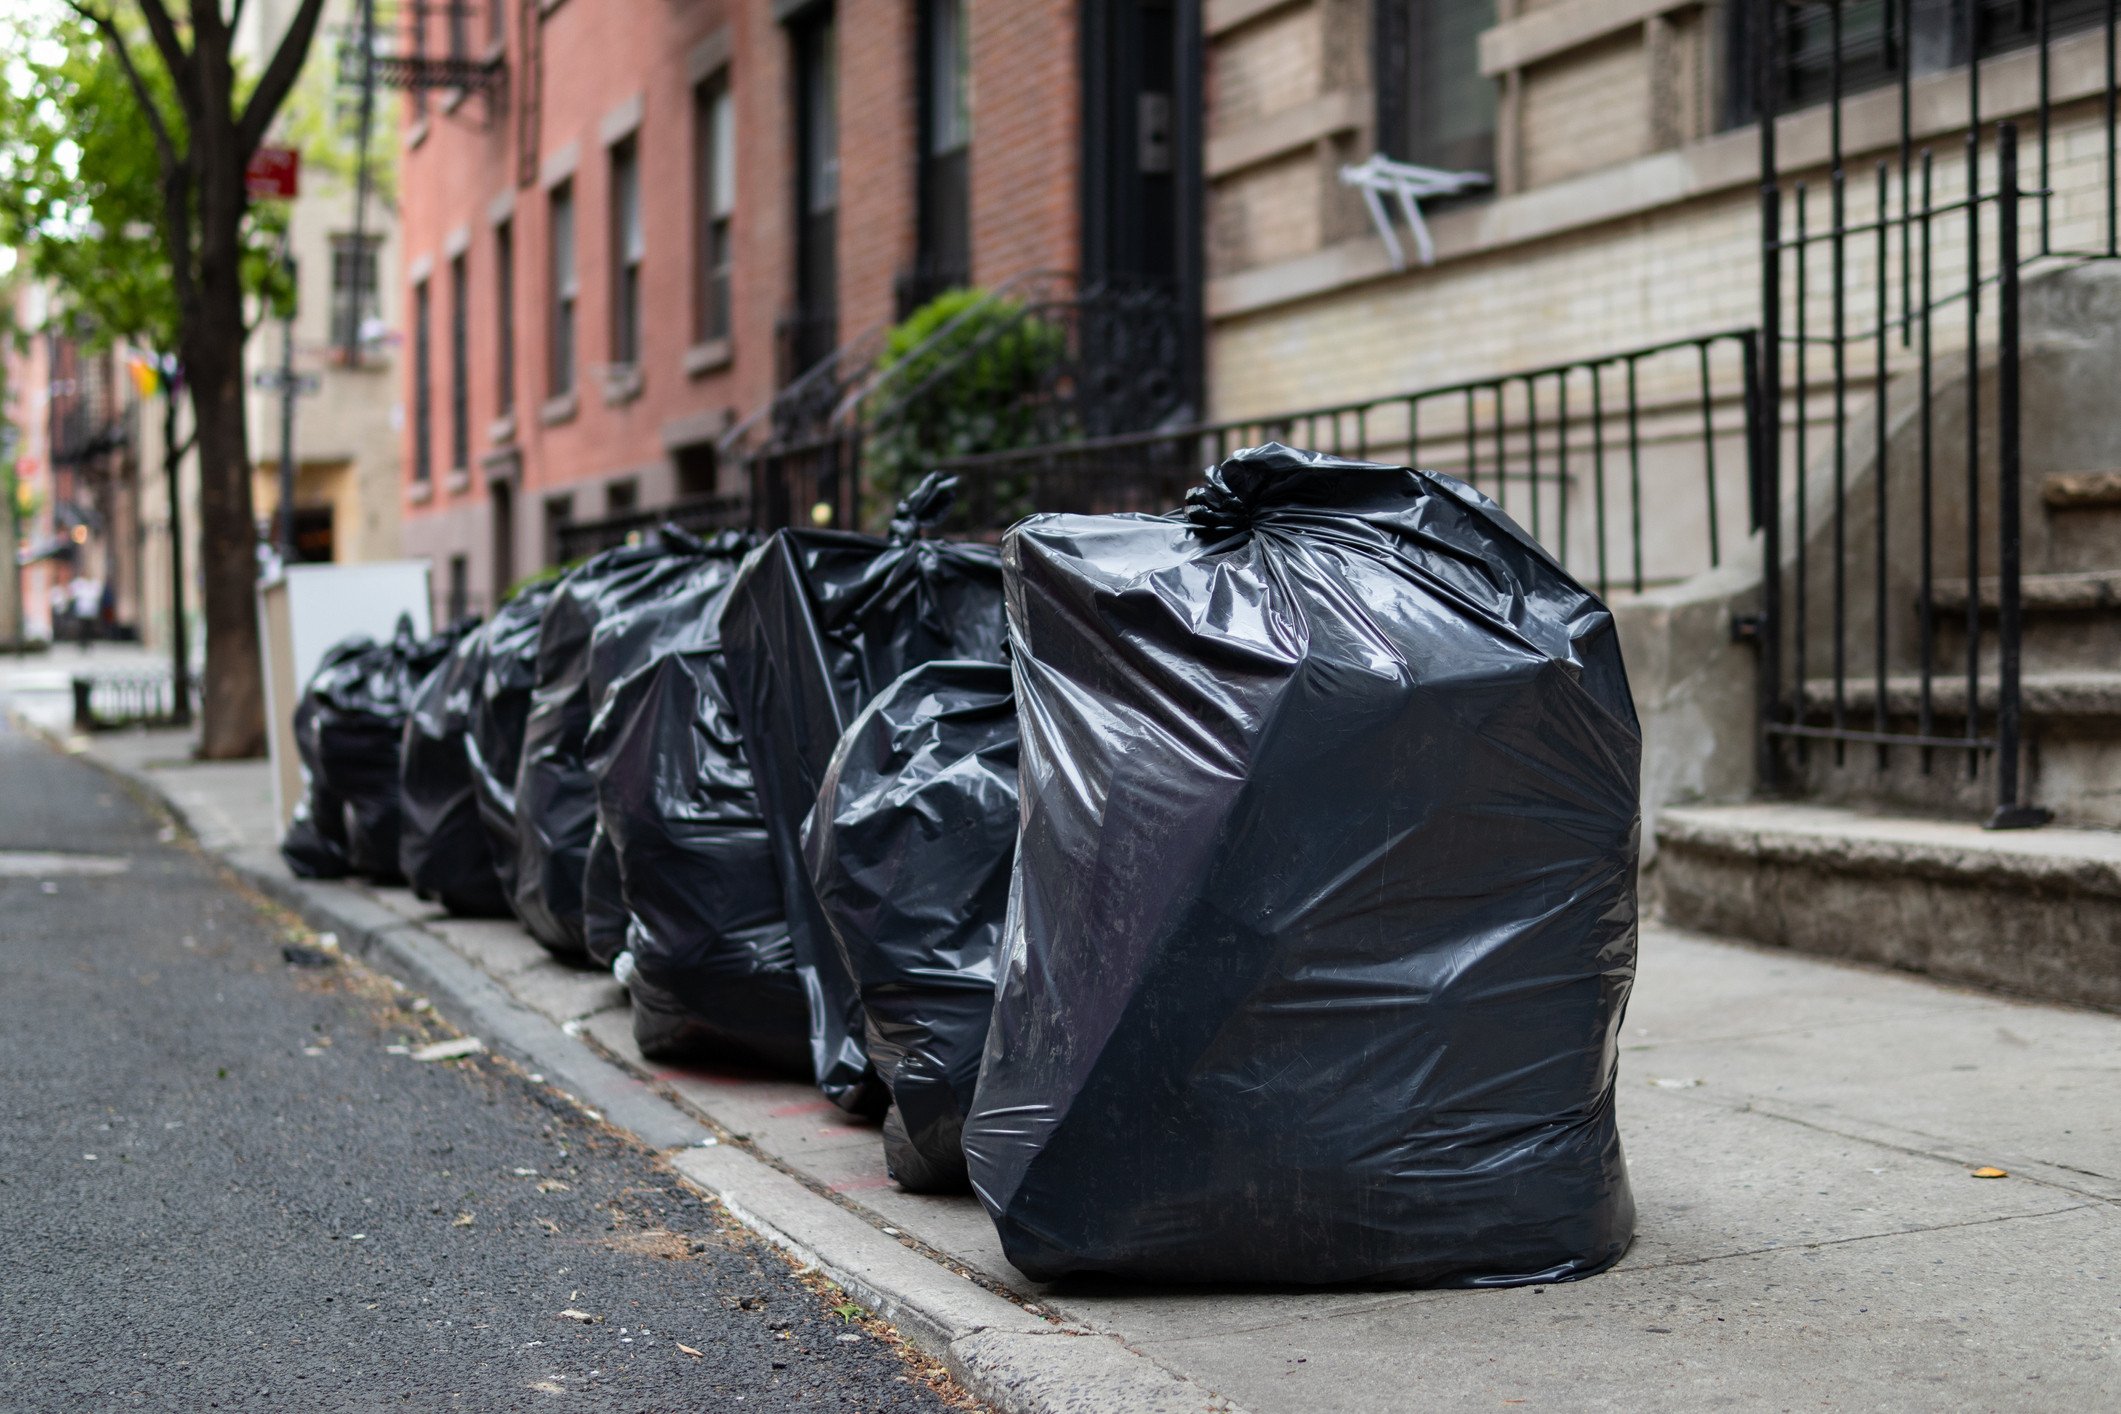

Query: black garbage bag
left=588, top=571, right=809, bottom=1072
left=514, top=530, right=746, bottom=961
left=963, top=444, right=1642, bottom=1287
left=802, top=660, right=1018, bottom=1192
left=465, top=578, right=559, bottom=909
left=400, top=617, right=510, bottom=915
left=284, top=619, right=462, bottom=883
left=281, top=637, right=374, bottom=878
left=581, top=820, right=628, bottom=966
left=578, top=531, right=753, bottom=968
left=720, top=474, right=1008, bottom=1115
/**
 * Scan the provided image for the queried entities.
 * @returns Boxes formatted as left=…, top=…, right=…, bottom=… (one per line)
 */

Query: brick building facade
left=397, top=0, right=1201, bottom=617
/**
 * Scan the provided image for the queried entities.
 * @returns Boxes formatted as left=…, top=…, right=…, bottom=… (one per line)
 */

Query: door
left=490, top=478, right=514, bottom=603
left=1079, top=0, right=1200, bottom=427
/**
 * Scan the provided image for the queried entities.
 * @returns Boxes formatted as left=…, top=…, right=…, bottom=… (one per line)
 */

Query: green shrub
left=863, top=287, right=1064, bottom=517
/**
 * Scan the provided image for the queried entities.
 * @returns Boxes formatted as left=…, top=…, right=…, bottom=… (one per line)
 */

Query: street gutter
left=14, top=714, right=1243, bottom=1414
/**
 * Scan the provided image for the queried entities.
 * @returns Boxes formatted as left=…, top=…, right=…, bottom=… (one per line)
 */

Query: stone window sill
left=490, top=412, right=517, bottom=446
left=408, top=478, right=434, bottom=505
left=683, top=339, right=732, bottom=377
left=601, top=364, right=645, bottom=406
left=445, top=467, right=471, bottom=495
left=541, top=391, right=578, bottom=427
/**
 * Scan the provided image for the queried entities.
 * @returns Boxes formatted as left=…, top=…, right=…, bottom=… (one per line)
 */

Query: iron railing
left=554, top=493, right=750, bottom=563
left=71, top=671, right=199, bottom=732
left=722, top=272, right=1190, bottom=534
left=1751, top=0, right=2121, bottom=827
left=936, top=330, right=1763, bottom=601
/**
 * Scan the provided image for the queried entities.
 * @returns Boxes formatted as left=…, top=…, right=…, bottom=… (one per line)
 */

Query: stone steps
left=2040, top=469, right=2121, bottom=570
left=1930, top=568, right=2121, bottom=614
left=1656, top=801, right=2121, bottom=1010
left=1789, top=671, right=2121, bottom=826
left=1797, top=669, right=2121, bottom=723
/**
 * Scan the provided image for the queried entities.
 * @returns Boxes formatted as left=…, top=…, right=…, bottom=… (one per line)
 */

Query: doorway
left=490, top=477, right=515, bottom=603
left=1079, top=0, right=1201, bottom=417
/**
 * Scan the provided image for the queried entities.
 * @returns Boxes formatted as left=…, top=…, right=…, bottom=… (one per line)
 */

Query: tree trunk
left=161, top=378, right=193, bottom=727
left=187, top=326, right=263, bottom=758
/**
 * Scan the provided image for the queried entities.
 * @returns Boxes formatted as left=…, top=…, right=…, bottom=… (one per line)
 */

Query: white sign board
left=258, top=560, right=434, bottom=830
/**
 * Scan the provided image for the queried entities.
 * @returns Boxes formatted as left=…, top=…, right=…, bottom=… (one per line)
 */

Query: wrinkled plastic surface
left=575, top=530, right=752, bottom=967
left=964, top=444, right=1641, bottom=1287
left=720, top=475, right=1008, bottom=1115
left=399, top=618, right=510, bottom=915
left=802, top=660, right=1018, bottom=1192
left=281, top=637, right=373, bottom=878
left=465, top=578, right=559, bottom=907
left=513, top=531, right=744, bottom=961
left=588, top=571, right=808, bottom=1072
left=284, top=620, right=462, bottom=883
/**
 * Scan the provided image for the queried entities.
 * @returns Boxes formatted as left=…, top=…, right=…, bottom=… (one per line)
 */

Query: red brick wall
left=969, top=2, right=1081, bottom=286
left=837, top=0, right=919, bottom=340
left=398, top=0, right=1085, bottom=578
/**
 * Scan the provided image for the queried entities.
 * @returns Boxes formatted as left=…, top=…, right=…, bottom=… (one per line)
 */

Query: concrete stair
left=1778, top=464, right=2121, bottom=831
left=1661, top=431, right=2120, bottom=1004
left=2041, top=468, right=2121, bottom=567
left=1657, top=269, right=2121, bottom=1008
left=1658, top=802, right=2121, bottom=1009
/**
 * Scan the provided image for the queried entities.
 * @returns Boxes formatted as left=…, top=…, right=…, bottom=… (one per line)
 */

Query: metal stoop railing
left=1749, top=0, right=2121, bottom=827
left=936, top=330, right=1764, bottom=602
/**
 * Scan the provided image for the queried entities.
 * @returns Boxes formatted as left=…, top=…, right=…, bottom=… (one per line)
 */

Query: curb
left=22, top=716, right=1242, bottom=1414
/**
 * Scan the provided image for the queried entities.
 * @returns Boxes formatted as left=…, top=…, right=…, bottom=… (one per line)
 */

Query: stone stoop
left=1791, top=469, right=2121, bottom=828
left=1657, top=802, right=2121, bottom=1011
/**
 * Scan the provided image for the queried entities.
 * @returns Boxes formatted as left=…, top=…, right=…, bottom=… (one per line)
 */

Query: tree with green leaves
left=0, top=10, right=290, bottom=708
left=3, top=0, right=333, bottom=757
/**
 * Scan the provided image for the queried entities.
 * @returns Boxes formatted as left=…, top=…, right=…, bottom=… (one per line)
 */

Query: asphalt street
left=0, top=719, right=974, bottom=1413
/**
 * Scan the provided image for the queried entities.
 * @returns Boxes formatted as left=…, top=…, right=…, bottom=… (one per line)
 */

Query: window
left=609, top=137, right=643, bottom=367
left=329, top=233, right=381, bottom=354
left=694, top=76, right=735, bottom=344
left=791, top=12, right=839, bottom=372
left=494, top=218, right=515, bottom=417
left=411, top=279, right=432, bottom=484
left=548, top=181, right=576, bottom=397
left=605, top=478, right=638, bottom=516
left=926, top=0, right=969, bottom=155
left=1377, top=0, right=1497, bottom=175
left=448, top=252, right=469, bottom=472
left=449, top=0, right=469, bottom=58
left=911, top=0, right=970, bottom=304
left=1742, top=0, right=2112, bottom=122
left=489, top=0, right=504, bottom=46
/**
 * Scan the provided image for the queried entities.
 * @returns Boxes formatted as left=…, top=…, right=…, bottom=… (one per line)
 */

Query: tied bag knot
left=888, top=471, right=960, bottom=544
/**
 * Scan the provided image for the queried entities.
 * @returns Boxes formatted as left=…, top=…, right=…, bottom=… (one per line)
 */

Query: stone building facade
left=1202, top=0, right=2120, bottom=585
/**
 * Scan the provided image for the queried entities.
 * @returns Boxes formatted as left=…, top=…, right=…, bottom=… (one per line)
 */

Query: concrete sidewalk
left=20, top=713, right=2119, bottom=1411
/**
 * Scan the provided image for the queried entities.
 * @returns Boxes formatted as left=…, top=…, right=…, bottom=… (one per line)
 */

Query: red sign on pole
left=245, top=146, right=300, bottom=200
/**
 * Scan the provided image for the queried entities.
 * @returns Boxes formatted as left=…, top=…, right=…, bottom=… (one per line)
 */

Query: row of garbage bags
left=283, top=449, right=1644, bottom=1287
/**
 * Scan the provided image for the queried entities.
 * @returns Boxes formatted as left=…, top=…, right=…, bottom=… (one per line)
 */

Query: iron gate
left=1751, top=0, right=2120, bottom=826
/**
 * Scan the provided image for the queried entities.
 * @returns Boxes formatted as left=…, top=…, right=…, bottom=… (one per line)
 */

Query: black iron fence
left=937, top=330, right=1763, bottom=601
left=554, top=493, right=751, bottom=563
left=1750, top=0, right=2121, bottom=827
left=728, top=273, right=1190, bottom=536
left=71, top=671, right=198, bottom=733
